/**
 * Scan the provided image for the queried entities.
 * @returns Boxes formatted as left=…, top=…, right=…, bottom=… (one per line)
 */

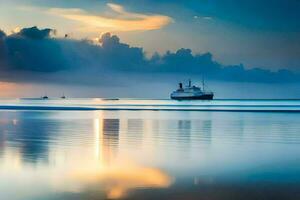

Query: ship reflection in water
left=0, top=108, right=300, bottom=199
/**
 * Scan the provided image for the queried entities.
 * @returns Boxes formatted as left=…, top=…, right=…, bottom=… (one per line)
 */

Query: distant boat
left=170, top=79, right=214, bottom=100
left=42, top=95, right=48, bottom=99
left=61, top=93, right=66, bottom=99
left=103, top=98, right=119, bottom=101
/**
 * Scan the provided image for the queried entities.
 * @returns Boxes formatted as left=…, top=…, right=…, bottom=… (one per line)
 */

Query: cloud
left=3, top=27, right=67, bottom=72
left=0, top=29, right=6, bottom=39
left=0, top=29, right=8, bottom=68
left=14, top=26, right=55, bottom=39
left=202, top=16, right=213, bottom=20
left=46, top=3, right=172, bottom=32
left=0, top=26, right=299, bottom=87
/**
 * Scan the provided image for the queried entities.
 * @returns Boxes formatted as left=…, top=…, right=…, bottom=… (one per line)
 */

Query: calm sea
left=0, top=99, right=300, bottom=200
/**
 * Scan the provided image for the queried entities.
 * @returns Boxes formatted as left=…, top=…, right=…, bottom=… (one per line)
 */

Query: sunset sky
left=0, top=0, right=299, bottom=98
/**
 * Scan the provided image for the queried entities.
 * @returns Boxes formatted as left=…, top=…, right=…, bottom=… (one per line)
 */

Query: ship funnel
left=179, top=83, right=183, bottom=89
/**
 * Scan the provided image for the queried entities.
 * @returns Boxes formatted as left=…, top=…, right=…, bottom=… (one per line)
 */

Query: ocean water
left=0, top=99, right=300, bottom=200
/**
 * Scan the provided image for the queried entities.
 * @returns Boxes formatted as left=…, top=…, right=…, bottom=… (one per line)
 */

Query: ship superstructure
left=170, top=79, right=214, bottom=100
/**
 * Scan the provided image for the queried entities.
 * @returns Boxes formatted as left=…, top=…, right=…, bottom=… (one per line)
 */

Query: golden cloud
left=48, top=3, right=173, bottom=32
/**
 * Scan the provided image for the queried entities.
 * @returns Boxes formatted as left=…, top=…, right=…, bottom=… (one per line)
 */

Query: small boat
left=103, top=98, right=119, bottom=101
left=61, top=93, right=66, bottom=99
left=42, top=95, right=48, bottom=99
left=170, top=79, right=214, bottom=100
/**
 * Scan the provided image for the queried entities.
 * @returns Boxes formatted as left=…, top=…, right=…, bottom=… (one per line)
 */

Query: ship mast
left=202, top=77, right=205, bottom=92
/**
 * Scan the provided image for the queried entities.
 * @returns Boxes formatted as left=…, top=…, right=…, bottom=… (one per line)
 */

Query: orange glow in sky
left=47, top=3, right=172, bottom=32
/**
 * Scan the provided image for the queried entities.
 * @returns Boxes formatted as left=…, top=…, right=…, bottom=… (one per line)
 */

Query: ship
left=170, top=79, right=214, bottom=100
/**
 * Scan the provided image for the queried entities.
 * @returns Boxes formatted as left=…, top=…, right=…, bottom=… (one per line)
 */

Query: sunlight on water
left=0, top=100, right=300, bottom=199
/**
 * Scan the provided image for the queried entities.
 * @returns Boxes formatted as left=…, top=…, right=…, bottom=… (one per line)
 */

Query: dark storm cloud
left=0, top=26, right=299, bottom=85
left=0, top=30, right=7, bottom=68
left=0, top=30, right=6, bottom=39
left=4, top=27, right=66, bottom=72
left=148, top=49, right=298, bottom=82
left=97, top=32, right=145, bottom=70
left=15, top=26, right=54, bottom=39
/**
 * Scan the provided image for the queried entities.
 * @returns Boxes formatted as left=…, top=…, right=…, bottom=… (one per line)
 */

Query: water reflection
left=74, top=116, right=172, bottom=199
left=13, top=113, right=52, bottom=164
left=199, top=120, right=212, bottom=144
left=102, top=118, right=120, bottom=164
left=178, top=120, right=191, bottom=135
left=0, top=112, right=57, bottom=164
left=0, top=110, right=300, bottom=199
left=127, top=119, right=144, bottom=147
left=177, top=120, right=191, bottom=153
left=68, top=163, right=172, bottom=199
